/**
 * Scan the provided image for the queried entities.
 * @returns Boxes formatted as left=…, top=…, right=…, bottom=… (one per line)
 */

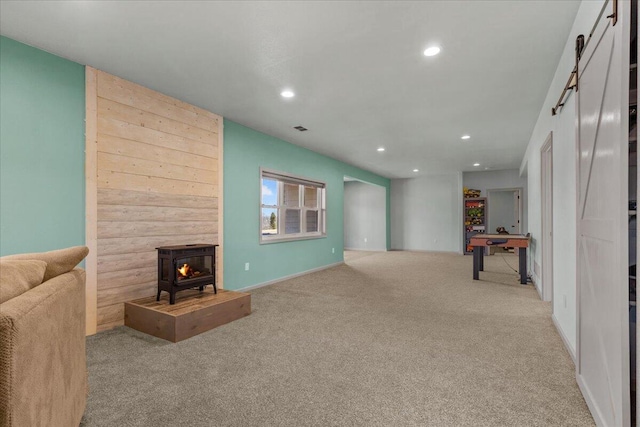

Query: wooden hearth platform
left=124, top=289, right=251, bottom=342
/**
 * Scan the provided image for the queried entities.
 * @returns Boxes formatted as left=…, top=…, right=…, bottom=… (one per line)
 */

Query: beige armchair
left=0, top=246, right=88, bottom=427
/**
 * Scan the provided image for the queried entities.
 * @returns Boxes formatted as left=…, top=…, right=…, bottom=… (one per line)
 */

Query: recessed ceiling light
left=413, top=169, right=419, bottom=172
left=423, top=46, right=441, bottom=57
left=461, top=135, right=471, bottom=140
left=281, top=90, right=295, bottom=98
left=377, top=147, right=385, bottom=152
left=473, top=163, right=480, bottom=167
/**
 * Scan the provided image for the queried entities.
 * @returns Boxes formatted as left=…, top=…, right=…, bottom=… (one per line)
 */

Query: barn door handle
left=607, top=0, right=617, bottom=26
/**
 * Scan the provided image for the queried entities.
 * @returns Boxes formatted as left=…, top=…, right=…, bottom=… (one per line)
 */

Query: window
left=260, top=169, right=326, bottom=243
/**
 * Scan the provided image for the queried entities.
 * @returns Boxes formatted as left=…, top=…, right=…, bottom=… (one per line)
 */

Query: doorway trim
left=343, top=176, right=388, bottom=252
left=486, top=188, right=523, bottom=235
left=541, top=132, right=553, bottom=304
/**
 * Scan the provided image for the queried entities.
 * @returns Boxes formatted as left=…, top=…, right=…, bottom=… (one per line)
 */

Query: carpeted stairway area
left=81, top=251, right=594, bottom=426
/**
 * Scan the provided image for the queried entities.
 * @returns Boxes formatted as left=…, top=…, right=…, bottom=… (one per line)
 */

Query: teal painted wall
left=0, top=37, right=85, bottom=255
left=223, top=120, right=391, bottom=290
left=0, top=36, right=391, bottom=288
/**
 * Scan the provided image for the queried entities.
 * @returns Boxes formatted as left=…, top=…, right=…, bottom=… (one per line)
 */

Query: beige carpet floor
left=81, top=251, right=594, bottom=426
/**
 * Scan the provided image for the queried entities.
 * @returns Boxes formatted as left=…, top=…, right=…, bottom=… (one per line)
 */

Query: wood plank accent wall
left=85, top=68, right=98, bottom=335
left=85, top=68, right=223, bottom=333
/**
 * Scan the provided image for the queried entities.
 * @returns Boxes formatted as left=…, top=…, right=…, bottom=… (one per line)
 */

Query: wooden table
left=469, top=234, right=531, bottom=284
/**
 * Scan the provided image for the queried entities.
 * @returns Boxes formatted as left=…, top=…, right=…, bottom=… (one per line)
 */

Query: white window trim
left=260, top=168, right=327, bottom=244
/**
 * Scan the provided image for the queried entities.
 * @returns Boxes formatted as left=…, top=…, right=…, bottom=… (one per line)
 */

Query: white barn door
left=576, top=1, right=630, bottom=426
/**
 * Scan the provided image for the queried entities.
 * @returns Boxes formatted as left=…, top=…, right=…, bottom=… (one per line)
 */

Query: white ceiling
left=0, top=1, right=580, bottom=178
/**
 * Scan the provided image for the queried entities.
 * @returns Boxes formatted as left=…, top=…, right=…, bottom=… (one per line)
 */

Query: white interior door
left=541, top=135, right=553, bottom=303
left=576, top=2, right=630, bottom=426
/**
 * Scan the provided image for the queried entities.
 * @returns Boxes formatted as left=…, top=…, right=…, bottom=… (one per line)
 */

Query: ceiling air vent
left=293, top=125, right=308, bottom=132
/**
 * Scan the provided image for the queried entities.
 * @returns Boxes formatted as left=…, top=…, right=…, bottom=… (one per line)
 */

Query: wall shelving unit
left=463, top=197, right=487, bottom=255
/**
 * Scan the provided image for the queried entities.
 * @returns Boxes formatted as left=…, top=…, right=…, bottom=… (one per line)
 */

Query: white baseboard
left=344, top=248, right=387, bottom=252
left=552, top=314, right=576, bottom=364
left=533, top=261, right=543, bottom=298
left=236, top=261, right=345, bottom=292
left=576, top=374, right=606, bottom=427
left=389, top=248, right=460, bottom=255
left=530, top=275, right=543, bottom=300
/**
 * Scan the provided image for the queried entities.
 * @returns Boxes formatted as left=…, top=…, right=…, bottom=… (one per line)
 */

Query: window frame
left=259, top=168, right=327, bottom=244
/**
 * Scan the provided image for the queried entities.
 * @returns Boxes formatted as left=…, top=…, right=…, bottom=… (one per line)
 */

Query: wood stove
left=156, top=244, right=218, bottom=304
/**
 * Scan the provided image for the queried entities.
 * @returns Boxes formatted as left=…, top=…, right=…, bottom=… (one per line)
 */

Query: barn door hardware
left=551, top=35, right=584, bottom=116
left=574, top=34, right=585, bottom=93
left=551, top=0, right=616, bottom=116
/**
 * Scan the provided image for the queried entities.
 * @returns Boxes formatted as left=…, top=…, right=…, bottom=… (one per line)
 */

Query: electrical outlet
left=332, top=248, right=335, bottom=254
left=364, top=238, right=368, bottom=243
left=245, top=262, right=250, bottom=271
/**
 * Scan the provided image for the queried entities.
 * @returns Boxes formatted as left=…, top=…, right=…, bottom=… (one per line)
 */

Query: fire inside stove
left=177, top=263, right=210, bottom=281
left=162, top=256, right=213, bottom=283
